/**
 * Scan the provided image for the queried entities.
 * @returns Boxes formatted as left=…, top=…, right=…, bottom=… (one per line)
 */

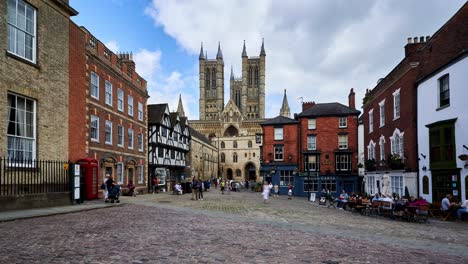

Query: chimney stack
left=348, top=88, right=356, bottom=109
left=405, top=35, right=429, bottom=57
left=302, top=101, right=316, bottom=112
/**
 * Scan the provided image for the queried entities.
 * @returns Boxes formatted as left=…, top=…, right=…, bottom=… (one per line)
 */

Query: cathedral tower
left=240, top=40, right=266, bottom=119
left=199, top=42, right=224, bottom=120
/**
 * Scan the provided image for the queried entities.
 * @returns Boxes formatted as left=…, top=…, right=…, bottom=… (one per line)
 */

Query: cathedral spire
left=242, top=40, right=247, bottom=57
left=230, top=65, right=234, bottom=80
left=177, top=94, right=185, bottom=118
left=260, top=38, right=266, bottom=56
left=279, top=89, right=291, bottom=118
left=216, top=41, right=223, bottom=60
left=199, top=42, right=205, bottom=60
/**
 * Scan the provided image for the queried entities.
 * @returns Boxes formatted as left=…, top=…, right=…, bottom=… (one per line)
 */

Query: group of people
left=261, top=181, right=293, bottom=203
left=191, top=177, right=205, bottom=201
left=441, top=194, right=468, bottom=221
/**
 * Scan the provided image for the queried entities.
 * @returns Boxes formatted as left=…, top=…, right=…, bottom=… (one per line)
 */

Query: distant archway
left=227, top=168, right=233, bottom=180
left=224, top=126, right=239, bottom=137
left=245, top=163, right=256, bottom=181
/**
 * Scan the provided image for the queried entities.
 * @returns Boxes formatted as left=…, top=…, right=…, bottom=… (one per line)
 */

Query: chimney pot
left=426, top=35, right=430, bottom=42
left=420, top=36, right=424, bottom=43
left=413, top=37, right=418, bottom=43
left=407, top=37, right=412, bottom=44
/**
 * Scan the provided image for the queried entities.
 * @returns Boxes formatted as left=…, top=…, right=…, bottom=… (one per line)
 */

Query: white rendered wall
left=417, top=56, right=468, bottom=203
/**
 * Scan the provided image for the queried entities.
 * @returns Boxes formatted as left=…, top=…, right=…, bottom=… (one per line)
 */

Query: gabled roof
left=169, top=112, right=180, bottom=129
left=148, top=104, right=169, bottom=124
left=260, top=115, right=298, bottom=126
left=189, top=127, right=211, bottom=145
left=180, top=116, right=188, bottom=130
left=297, top=103, right=361, bottom=118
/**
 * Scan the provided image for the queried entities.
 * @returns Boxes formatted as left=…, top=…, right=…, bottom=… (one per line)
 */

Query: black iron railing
left=0, top=158, right=71, bottom=196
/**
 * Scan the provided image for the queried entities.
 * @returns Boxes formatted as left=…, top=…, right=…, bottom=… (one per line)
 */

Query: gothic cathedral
left=189, top=40, right=273, bottom=182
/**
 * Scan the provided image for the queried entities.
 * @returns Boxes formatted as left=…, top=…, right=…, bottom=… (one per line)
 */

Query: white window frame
left=368, top=109, right=374, bottom=133
left=138, top=165, right=144, bottom=184
left=307, top=135, right=316, bottom=150
left=367, top=175, right=375, bottom=195
left=338, top=135, right=348, bottom=149
left=117, top=125, right=124, bottom=147
left=90, top=115, right=99, bottom=142
left=105, top=120, right=112, bottom=145
left=138, top=102, right=143, bottom=121
left=7, top=93, right=37, bottom=162
left=390, top=175, right=404, bottom=197
left=338, top=117, right=347, bottom=128
left=117, top=88, right=124, bottom=112
left=117, top=162, right=124, bottom=184
left=128, top=95, right=134, bottom=116
left=128, top=128, right=134, bottom=149
left=379, top=99, right=385, bottom=127
left=280, top=170, right=294, bottom=186
left=7, top=0, right=37, bottom=63
left=367, top=140, right=376, bottom=160
left=90, top=72, right=99, bottom=99
left=105, top=81, right=113, bottom=106
left=393, top=89, right=400, bottom=120
left=379, top=135, right=386, bottom=162
left=336, top=154, right=350, bottom=171
left=274, top=127, right=283, bottom=140
left=138, top=133, right=144, bottom=152
left=390, top=128, right=405, bottom=158
left=274, top=145, right=284, bottom=161
left=308, top=119, right=316, bottom=129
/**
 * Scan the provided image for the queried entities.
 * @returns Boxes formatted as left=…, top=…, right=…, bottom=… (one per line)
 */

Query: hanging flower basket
left=458, top=154, right=468, bottom=161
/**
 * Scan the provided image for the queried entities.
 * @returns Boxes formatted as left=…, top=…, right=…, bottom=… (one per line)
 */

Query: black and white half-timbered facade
left=148, top=104, right=190, bottom=192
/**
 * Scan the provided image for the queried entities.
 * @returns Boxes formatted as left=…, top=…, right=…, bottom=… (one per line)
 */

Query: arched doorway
left=227, top=168, right=233, bottom=180
left=245, top=163, right=256, bottom=181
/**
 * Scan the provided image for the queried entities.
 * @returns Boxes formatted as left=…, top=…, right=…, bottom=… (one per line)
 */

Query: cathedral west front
left=189, top=40, right=276, bottom=182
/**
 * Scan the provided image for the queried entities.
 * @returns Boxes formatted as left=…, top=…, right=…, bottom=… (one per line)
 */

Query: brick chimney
left=404, top=35, right=429, bottom=57
left=302, top=101, right=316, bottom=111
left=348, top=88, right=355, bottom=109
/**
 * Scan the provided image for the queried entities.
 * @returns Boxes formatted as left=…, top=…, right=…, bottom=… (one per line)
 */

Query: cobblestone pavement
left=1, top=189, right=467, bottom=263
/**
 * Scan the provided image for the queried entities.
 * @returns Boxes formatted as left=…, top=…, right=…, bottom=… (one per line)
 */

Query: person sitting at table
left=381, top=195, right=393, bottom=202
left=457, top=199, right=468, bottom=222
left=410, top=196, right=429, bottom=206
left=336, top=190, right=349, bottom=209
left=371, top=193, right=381, bottom=203
left=174, top=182, right=183, bottom=195
left=441, top=194, right=456, bottom=219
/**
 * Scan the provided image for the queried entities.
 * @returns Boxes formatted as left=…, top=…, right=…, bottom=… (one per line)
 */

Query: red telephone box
left=77, top=158, right=99, bottom=200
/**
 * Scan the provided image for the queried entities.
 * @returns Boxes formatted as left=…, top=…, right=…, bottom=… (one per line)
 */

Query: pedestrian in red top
left=153, top=177, right=159, bottom=194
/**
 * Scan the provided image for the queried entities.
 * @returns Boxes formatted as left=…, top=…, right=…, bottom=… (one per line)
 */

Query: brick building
left=261, top=89, right=360, bottom=197
left=69, top=22, right=148, bottom=198
left=362, top=2, right=468, bottom=201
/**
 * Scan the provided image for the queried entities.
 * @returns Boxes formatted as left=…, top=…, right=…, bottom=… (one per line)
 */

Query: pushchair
left=106, top=185, right=121, bottom=203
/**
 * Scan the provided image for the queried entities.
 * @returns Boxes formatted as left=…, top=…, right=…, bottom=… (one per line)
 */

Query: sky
left=70, top=0, right=467, bottom=120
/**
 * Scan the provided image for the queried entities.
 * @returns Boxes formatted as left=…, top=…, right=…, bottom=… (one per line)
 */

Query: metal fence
left=0, top=158, right=71, bottom=196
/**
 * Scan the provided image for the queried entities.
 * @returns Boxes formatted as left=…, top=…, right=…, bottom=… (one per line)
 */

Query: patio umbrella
left=405, top=186, right=410, bottom=199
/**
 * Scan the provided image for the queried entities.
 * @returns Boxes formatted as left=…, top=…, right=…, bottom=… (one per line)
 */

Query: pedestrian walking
left=220, top=180, right=225, bottom=195
left=214, top=178, right=218, bottom=189
left=262, top=181, right=270, bottom=203
left=268, top=182, right=273, bottom=196
left=152, top=177, right=159, bottom=194
left=288, top=184, right=293, bottom=200
left=191, top=177, right=198, bottom=200
left=273, top=184, right=279, bottom=197
left=198, top=179, right=204, bottom=200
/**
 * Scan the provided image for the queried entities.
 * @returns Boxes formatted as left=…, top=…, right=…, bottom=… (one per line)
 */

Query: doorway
left=245, top=163, right=256, bottom=181
left=227, top=168, right=233, bottom=180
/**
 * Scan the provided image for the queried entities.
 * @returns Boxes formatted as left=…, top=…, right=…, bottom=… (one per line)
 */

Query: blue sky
left=70, top=0, right=466, bottom=120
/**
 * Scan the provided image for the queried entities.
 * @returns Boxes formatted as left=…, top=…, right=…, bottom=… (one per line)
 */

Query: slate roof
left=297, top=103, right=361, bottom=118
left=147, top=104, right=168, bottom=124
left=260, top=115, right=299, bottom=126
left=189, top=127, right=211, bottom=145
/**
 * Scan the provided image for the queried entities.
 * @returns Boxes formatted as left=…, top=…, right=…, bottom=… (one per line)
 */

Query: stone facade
left=0, top=0, right=77, bottom=161
left=187, top=127, right=218, bottom=181
left=69, top=22, right=149, bottom=196
left=190, top=41, right=267, bottom=182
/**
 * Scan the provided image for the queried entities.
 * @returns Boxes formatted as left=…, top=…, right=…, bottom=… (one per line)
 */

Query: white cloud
left=133, top=48, right=198, bottom=119
left=105, top=40, right=120, bottom=53
left=145, top=0, right=466, bottom=118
